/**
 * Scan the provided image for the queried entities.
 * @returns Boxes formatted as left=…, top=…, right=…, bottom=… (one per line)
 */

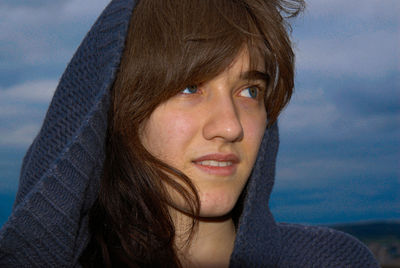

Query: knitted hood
left=0, top=0, right=379, bottom=267
left=0, top=0, right=135, bottom=265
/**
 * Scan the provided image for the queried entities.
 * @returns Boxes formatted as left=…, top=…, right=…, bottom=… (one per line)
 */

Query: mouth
left=196, top=160, right=233, bottom=167
left=192, top=153, right=239, bottom=176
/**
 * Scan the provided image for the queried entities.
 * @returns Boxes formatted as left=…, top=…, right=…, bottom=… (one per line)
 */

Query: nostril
left=203, top=110, right=244, bottom=142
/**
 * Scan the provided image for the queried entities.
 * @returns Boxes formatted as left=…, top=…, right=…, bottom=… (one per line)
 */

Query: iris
left=182, top=85, right=198, bottom=94
left=240, top=87, right=258, bottom=99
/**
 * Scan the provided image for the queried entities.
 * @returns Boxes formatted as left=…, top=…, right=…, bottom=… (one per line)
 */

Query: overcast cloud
left=0, top=0, right=399, bottom=225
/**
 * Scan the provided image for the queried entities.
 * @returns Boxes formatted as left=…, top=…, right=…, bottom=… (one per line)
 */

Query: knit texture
left=0, top=0, right=135, bottom=266
left=230, top=123, right=282, bottom=266
left=277, top=223, right=379, bottom=267
left=0, top=0, right=379, bottom=267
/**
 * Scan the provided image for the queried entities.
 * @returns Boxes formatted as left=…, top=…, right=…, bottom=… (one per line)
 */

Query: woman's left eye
left=181, top=85, right=198, bottom=94
left=239, top=86, right=258, bottom=99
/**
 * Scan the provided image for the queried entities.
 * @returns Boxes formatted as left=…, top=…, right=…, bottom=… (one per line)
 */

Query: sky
left=0, top=0, right=399, bottom=227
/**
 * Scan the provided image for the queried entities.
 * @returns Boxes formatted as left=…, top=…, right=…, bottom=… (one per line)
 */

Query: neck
left=172, top=211, right=236, bottom=268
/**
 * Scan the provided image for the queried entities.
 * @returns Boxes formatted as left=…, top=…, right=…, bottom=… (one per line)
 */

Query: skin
left=140, top=48, right=267, bottom=267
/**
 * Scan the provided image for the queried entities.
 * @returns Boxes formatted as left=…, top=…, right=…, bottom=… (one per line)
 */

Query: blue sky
left=0, top=0, right=399, bottom=226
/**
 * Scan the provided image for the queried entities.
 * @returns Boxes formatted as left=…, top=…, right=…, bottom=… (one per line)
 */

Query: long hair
left=81, top=0, right=304, bottom=266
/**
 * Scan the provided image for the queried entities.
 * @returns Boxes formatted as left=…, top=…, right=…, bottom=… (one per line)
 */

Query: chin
left=197, top=188, right=240, bottom=218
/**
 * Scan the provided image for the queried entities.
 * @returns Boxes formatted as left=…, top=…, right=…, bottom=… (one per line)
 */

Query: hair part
left=81, top=0, right=304, bottom=266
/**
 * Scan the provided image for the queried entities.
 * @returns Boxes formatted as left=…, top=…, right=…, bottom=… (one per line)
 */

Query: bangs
left=114, top=0, right=297, bottom=128
left=169, top=0, right=272, bottom=88
left=133, top=0, right=272, bottom=93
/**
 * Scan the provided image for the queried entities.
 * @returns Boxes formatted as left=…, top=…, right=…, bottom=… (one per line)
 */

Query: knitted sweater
left=0, top=0, right=379, bottom=267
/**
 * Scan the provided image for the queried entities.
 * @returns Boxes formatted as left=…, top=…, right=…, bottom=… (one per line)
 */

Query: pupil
left=188, top=85, right=197, bottom=93
left=249, top=88, right=257, bottom=98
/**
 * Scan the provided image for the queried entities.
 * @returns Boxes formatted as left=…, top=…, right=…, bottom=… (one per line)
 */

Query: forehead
left=224, top=47, right=266, bottom=77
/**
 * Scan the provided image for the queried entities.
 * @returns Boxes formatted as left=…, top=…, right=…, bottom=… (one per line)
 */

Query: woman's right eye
left=181, top=85, right=198, bottom=94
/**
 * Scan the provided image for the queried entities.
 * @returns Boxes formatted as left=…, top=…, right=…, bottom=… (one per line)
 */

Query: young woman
left=0, top=0, right=378, bottom=267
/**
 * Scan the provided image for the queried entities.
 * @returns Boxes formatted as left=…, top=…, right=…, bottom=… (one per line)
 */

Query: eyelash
left=180, top=84, right=264, bottom=100
left=181, top=85, right=198, bottom=94
left=239, top=86, right=260, bottom=99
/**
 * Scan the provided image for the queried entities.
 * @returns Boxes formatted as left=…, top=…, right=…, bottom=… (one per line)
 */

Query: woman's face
left=140, top=49, right=267, bottom=217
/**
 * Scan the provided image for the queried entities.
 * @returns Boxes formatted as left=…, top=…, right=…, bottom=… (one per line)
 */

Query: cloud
left=0, top=0, right=65, bottom=8
left=292, top=0, right=400, bottom=77
left=296, top=29, right=399, bottom=77
left=279, top=87, right=337, bottom=132
left=276, top=152, right=398, bottom=187
left=0, top=1, right=109, bottom=146
left=0, top=124, right=40, bottom=147
left=279, top=64, right=400, bottom=144
left=0, top=0, right=109, bottom=19
left=305, top=0, right=400, bottom=22
left=63, top=0, right=111, bottom=19
left=276, top=71, right=400, bottom=196
left=0, top=0, right=110, bottom=70
left=0, top=80, right=57, bottom=102
left=281, top=98, right=400, bottom=144
left=0, top=79, right=57, bottom=147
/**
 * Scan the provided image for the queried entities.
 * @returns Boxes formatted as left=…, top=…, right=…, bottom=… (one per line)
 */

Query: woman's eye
left=239, top=86, right=258, bottom=99
left=181, top=85, right=198, bottom=94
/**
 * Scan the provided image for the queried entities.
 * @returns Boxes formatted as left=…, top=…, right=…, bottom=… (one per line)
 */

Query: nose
left=202, top=95, right=244, bottom=142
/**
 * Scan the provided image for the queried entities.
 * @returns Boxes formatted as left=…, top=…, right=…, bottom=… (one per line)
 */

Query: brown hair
left=81, top=0, right=304, bottom=266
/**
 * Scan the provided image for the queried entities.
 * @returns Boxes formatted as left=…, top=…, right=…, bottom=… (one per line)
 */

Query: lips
left=192, top=153, right=239, bottom=176
left=196, top=160, right=233, bottom=167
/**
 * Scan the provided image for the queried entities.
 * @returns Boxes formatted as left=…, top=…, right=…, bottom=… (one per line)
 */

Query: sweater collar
left=230, top=123, right=281, bottom=267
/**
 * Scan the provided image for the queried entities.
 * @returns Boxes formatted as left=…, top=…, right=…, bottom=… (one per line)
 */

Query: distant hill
left=330, top=221, right=400, bottom=268
left=331, top=221, right=400, bottom=241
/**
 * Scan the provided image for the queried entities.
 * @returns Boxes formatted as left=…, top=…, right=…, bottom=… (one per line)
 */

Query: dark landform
left=330, top=221, right=400, bottom=268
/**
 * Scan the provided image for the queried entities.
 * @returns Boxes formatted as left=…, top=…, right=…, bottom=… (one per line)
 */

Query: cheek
left=242, top=111, right=267, bottom=160
left=141, top=107, right=198, bottom=163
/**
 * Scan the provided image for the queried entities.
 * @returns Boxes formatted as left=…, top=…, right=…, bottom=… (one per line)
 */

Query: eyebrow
left=240, top=70, right=270, bottom=84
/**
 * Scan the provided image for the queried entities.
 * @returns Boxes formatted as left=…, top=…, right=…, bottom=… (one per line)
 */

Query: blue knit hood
left=0, top=1, right=379, bottom=267
left=2, top=0, right=280, bottom=264
left=1, top=0, right=135, bottom=265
